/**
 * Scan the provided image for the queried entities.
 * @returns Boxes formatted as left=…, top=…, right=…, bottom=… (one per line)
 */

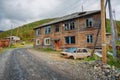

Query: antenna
left=82, top=4, right=84, bottom=12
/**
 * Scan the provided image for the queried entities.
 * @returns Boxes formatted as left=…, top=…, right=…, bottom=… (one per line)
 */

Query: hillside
left=0, top=18, right=119, bottom=41
left=106, top=19, right=120, bottom=36
left=0, top=18, right=54, bottom=41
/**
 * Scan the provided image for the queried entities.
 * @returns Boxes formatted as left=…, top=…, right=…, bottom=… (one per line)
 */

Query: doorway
left=54, top=40, right=60, bottom=50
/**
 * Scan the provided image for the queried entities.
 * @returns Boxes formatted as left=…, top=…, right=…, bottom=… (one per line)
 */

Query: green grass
left=34, top=48, right=58, bottom=53
left=106, top=19, right=120, bottom=36
left=0, top=18, right=55, bottom=41
left=83, top=55, right=100, bottom=61
left=107, top=54, right=120, bottom=68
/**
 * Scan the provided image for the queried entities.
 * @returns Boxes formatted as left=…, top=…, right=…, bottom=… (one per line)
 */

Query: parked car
left=61, top=48, right=91, bottom=59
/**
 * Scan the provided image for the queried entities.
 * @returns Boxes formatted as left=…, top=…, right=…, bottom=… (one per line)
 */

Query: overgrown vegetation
left=106, top=19, right=120, bottom=36
left=84, top=55, right=99, bottom=61
left=0, top=18, right=54, bottom=41
left=107, top=54, right=120, bottom=68
left=34, top=48, right=58, bottom=53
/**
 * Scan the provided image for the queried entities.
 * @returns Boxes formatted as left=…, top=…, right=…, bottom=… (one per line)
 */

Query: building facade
left=34, top=10, right=102, bottom=50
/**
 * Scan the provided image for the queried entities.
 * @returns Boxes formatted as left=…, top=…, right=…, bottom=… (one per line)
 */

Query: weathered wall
left=34, top=12, right=102, bottom=49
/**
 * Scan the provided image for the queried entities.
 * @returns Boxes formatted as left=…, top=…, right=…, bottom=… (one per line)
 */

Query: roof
left=34, top=10, right=100, bottom=30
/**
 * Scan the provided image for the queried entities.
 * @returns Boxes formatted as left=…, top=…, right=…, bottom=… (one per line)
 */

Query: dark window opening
left=36, top=29, right=40, bottom=36
left=86, top=18, right=93, bottom=27
left=55, top=24, right=59, bottom=32
left=65, top=36, right=75, bottom=44
left=87, top=34, right=93, bottom=43
left=64, top=21, right=75, bottom=30
left=44, top=26, right=51, bottom=34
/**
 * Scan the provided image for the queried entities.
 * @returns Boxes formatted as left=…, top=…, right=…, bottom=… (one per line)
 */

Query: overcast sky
left=0, top=0, right=120, bottom=31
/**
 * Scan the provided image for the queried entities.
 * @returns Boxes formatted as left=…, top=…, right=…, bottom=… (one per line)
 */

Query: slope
left=0, top=18, right=54, bottom=41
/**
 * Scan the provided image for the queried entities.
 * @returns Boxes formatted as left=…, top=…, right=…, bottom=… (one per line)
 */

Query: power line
left=47, top=0, right=100, bottom=18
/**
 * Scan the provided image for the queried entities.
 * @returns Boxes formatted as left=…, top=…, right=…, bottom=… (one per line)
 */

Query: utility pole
left=113, top=10, right=118, bottom=40
left=108, top=0, right=117, bottom=58
left=101, top=0, right=107, bottom=63
left=8, top=26, right=13, bottom=47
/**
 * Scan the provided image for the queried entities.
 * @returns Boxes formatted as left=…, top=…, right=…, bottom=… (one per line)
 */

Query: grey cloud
left=0, top=0, right=120, bottom=31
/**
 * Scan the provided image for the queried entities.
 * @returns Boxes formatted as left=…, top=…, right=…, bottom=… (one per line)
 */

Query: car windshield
left=65, top=48, right=77, bottom=53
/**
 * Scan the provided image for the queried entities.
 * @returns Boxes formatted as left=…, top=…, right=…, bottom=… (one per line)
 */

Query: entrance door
left=54, top=40, right=60, bottom=50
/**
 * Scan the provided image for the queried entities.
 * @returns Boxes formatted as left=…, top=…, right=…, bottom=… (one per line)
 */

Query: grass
left=116, top=41, right=120, bottom=45
left=107, top=54, right=120, bottom=69
left=34, top=48, right=60, bottom=53
left=84, top=55, right=100, bottom=61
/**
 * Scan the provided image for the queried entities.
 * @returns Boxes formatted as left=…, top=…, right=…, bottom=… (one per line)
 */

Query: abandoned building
left=34, top=10, right=107, bottom=50
left=0, top=39, right=9, bottom=48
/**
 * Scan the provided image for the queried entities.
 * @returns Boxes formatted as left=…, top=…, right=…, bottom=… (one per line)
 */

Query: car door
left=82, top=49, right=88, bottom=57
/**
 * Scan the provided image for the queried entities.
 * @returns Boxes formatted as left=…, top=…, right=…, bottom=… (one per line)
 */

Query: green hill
left=0, top=18, right=119, bottom=42
left=106, top=19, right=120, bottom=36
left=0, top=18, right=54, bottom=41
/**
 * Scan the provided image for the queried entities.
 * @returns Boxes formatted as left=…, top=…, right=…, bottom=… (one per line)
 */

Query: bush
left=107, top=54, right=120, bottom=68
left=84, top=55, right=99, bottom=61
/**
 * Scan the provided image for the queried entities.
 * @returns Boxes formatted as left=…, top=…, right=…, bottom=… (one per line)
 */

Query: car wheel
left=73, top=56, right=77, bottom=60
left=69, top=56, right=74, bottom=59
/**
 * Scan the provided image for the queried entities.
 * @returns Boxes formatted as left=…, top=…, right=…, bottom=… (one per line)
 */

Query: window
left=64, top=21, right=75, bottom=30
left=86, top=18, right=93, bottom=27
left=44, top=38, right=51, bottom=45
left=36, top=29, right=40, bottom=36
left=55, top=24, right=59, bottom=32
left=36, top=39, right=40, bottom=45
left=86, top=34, right=93, bottom=43
left=65, top=36, right=75, bottom=44
left=44, top=26, right=51, bottom=34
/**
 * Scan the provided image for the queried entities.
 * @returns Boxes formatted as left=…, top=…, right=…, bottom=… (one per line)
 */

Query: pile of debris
left=91, top=61, right=120, bottom=80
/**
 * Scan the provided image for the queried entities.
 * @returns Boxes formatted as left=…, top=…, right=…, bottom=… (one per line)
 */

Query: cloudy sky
left=0, top=0, right=120, bottom=31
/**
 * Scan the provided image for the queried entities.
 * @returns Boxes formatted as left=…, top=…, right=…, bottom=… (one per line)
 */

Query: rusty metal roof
left=34, top=10, right=100, bottom=29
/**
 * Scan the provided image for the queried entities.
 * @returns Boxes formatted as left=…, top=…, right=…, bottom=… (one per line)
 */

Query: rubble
left=91, top=61, right=120, bottom=80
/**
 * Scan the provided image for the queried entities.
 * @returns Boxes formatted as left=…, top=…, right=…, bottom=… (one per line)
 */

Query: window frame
left=63, top=21, right=75, bottom=30
left=86, top=18, right=93, bottom=27
left=86, top=34, right=93, bottom=43
left=36, top=39, right=40, bottom=45
left=65, top=36, right=75, bottom=44
left=44, top=38, right=51, bottom=46
left=36, top=29, right=40, bottom=36
left=55, top=24, right=59, bottom=32
left=44, top=26, right=51, bottom=34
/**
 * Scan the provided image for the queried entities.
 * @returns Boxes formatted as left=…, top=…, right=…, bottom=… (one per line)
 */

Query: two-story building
left=34, top=10, right=102, bottom=50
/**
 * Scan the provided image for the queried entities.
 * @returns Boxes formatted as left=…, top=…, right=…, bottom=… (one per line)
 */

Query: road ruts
left=3, top=49, right=71, bottom=80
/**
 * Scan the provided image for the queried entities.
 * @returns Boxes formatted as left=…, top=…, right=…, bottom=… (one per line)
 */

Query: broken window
left=44, top=38, right=51, bottom=45
left=64, top=21, right=75, bottom=30
left=36, top=39, right=40, bottom=45
left=55, top=24, right=59, bottom=32
left=44, top=26, right=51, bottom=34
left=65, top=36, right=75, bottom=44
left=86, top=18, right=93, bottom=27
left=36, top=29, right=40, bottom=36
left=86, top=34, right=93, bottom=43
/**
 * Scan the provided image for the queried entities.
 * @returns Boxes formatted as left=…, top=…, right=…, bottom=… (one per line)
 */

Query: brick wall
left=34, top=13, right=102, bottom=49
left=0, top=39, right=9, bottom=48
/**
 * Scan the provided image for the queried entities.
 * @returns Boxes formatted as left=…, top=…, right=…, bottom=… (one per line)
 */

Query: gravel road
left=0, top=48, right=71, bottom=80
left=0, top=48, right=119, bottom=80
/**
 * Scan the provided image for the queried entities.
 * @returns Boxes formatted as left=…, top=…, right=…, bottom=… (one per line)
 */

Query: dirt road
left=0, top=48, right=119, bottom=80
left=0, top=48, right=71, bottom=80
